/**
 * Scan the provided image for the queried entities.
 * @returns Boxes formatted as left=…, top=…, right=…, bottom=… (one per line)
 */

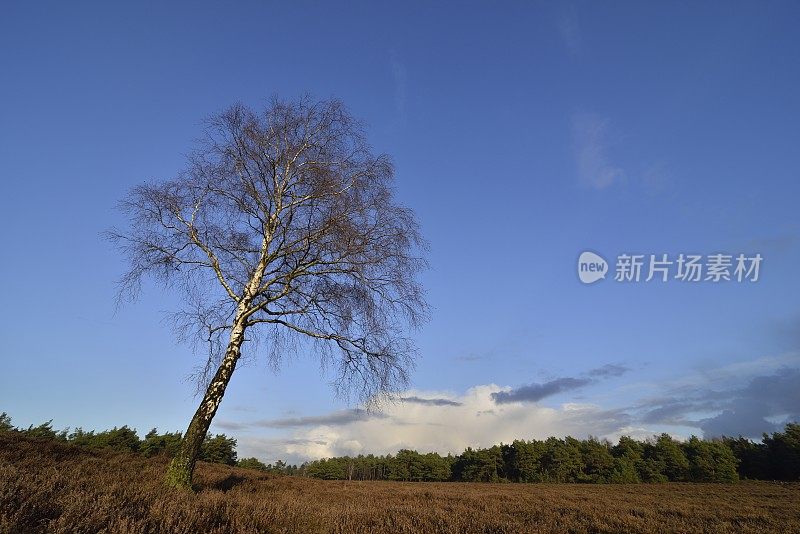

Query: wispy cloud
left=214, top=420, right=250, bottom=431
left=640, top=400, right=714, bottom=426
left=401, top=396, right=463, bottom=407
left=250, top=409, right=382, bottom=429
left=454, top=354, right=486, bottom=363
left=453, top=350, right=495, bottom=363
left=573, top=113, right=625, bottom=190
left=588, top=364, right=630, bottom=378
left=491, top=364, right=629, bottom=404
left=491, top=377, right=592, bottom=404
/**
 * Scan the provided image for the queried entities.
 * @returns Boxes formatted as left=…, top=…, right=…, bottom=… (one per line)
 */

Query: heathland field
left=2, top=433, right=799, bottom=533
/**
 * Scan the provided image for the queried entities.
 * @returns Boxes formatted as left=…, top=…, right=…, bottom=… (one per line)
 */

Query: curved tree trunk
left=165, top=318, right=247, bottom=490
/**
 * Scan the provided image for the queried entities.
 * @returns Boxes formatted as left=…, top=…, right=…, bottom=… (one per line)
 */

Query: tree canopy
left=107, top=96, right=428, bottom=488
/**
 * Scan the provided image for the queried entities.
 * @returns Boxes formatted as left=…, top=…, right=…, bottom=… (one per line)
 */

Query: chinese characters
left=613, top=253, right=762, bottom=283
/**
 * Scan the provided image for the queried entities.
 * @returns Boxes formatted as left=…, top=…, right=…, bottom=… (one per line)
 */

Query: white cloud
left=228, top=352, right=800, bottom=463
left=234, top=385, right=632, bottom=463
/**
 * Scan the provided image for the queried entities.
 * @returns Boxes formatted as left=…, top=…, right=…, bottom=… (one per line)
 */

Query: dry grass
left=2, top=433, right=798, bottom=533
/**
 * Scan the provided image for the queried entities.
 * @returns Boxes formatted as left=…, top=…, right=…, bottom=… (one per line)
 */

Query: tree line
left=2, top=412, right=797, bottom=482
left=0, top=412, right=239, bottom=468
left=303, top=425, right=800, bottom=483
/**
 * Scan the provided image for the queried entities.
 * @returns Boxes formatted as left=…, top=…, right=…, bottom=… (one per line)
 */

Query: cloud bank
left=227, top=384, right=634, bottom=464
left=640, top=365, right=800, bottom=438
left=219, top=355, right=799, bottom=464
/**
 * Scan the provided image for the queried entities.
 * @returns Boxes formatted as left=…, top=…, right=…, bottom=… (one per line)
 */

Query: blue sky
left=1, top=2, right=799, bottom=462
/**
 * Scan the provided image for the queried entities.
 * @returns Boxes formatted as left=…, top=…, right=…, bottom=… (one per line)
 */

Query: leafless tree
left=107, top=96, right=427, bottom=489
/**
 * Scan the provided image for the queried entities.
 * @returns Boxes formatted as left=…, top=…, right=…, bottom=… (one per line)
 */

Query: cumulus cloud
left=231, top=385, right=632, bottom=463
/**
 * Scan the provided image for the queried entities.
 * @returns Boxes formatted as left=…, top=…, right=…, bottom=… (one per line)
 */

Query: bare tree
left=108, top=96, right=427, bottom=489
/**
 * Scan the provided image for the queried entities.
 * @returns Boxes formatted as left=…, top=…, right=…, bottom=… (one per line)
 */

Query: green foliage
left=0, top=412, right=14, bottom=433
left=761, top=423, right=800, bottom=480
left=66, top=426, right=141, bottom=451
left=682, top=437, right=739, bottom=482
left=298, top=424, right=798, bottom=484
left=539, top=437, right=584, bottom=483
left=421, top=452, right=453, bottom=481
left=95, top=426, right=141, bottom=451
left=717, top=424, right=800, bottom=481
left=609, top=436, right=644, bottom=483
left=390, top=448, right=452, bottom=481
left=23, top=420, right=59, bottom=440
left=636, top=457, right=669, bottom=483
left=503, top=440, right=544, bottom=482
left=608, top=457, right=641, bottom=483
left=579, top=438, right=615, bottom=483
left=453, top=446, right=505, bottom=482
left=141, top=429, right=183, bottom=457
left=201, top=434, right=237, bottom=465
left=306, top=458, right=347, bottom=480
left=237, top=457, right=268, bottom=471
left=648, top=434, right=690, bottom=482
left=721, top=436, right=767, bottom=479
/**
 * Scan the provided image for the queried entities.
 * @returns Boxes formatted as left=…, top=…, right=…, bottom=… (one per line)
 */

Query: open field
left=2, top=433, right=799, bottom=534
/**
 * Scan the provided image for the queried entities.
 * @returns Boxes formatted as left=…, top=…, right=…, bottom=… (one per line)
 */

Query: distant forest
left=2, top=413, right=797, bottom=483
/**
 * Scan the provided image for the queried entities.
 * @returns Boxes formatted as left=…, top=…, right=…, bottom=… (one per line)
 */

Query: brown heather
left=2, top=433, right=798, bottom=534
